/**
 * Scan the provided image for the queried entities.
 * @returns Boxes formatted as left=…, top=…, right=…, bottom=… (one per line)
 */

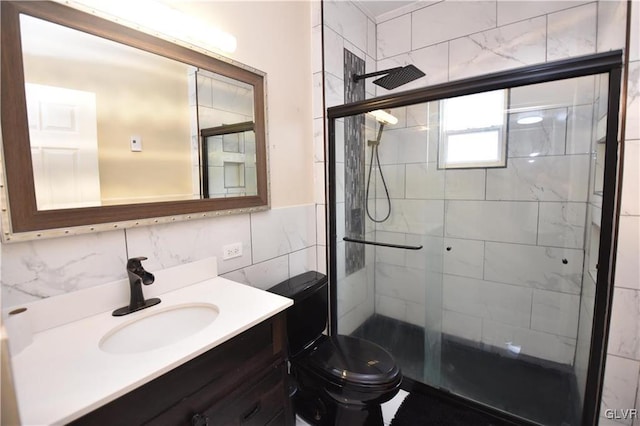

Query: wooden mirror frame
left=0, top=1, right=268, bottom=240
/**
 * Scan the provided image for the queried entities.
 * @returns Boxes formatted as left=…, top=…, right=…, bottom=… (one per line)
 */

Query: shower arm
left=353, top=67, right=403, bottom=83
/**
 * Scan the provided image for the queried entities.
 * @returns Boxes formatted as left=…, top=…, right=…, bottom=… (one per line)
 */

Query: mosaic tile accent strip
left=344, top=49, right=366, bottom=275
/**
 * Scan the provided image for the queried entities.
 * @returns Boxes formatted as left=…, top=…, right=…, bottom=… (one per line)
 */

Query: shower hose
left=365, top=140, right=391, bottom=223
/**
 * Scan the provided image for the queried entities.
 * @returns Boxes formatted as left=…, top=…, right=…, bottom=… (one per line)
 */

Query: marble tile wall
left=1, top=204, right=318, bottom=308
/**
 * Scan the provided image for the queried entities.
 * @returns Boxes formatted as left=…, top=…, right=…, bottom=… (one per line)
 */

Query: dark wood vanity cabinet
left=70, top=313, right=293, bottom=426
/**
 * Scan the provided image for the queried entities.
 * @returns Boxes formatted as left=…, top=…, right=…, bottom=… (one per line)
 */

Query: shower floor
left=351, top=314, right=579, bottom=426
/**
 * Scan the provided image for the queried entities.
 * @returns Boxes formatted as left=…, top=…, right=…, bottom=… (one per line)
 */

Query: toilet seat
left=298, top=335, right=401, bottom=392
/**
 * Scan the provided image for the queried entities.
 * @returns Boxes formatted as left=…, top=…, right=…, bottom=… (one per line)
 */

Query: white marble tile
left=621, top=140, right=640, bottom=216
left=443, top=238, right=484, bottom=280
left=375, top=294, right=406, bottom=323
left=339, top=292, right=374, bottom=335
left=406, top=235, right=443, bottom=273
left=315, top=162, right=327, bottom=205
left=1, top=231, right=126, bottom=308
left=374, top=165, right=406, bottom=199
left=333, top=118, right=345, bottom=164
left=607, top=287, right=640, bottom=360
left=313, top=118, right=325, bottom=163
left=484, top=242, right=584, bottom=294
left=412, top=1, right=496, bottom=50
left=405, top=163, right=444, bottom=199
left=575, top=300, right=594, bottom=403
left=337, top=263, right=369, bottom=317
left=376, top=263, right=426, bottom=303
left=444, top=169, right=486, bottom=200
left=510, top=75, right=596, bottom=110
left=443, top=274, right=532, bottom=328
left=443, top=309, right=482, bottom=343
left=375, top=199, right=444, bottom=236
left=323, top=0, right=368, bottom=54
left=531, top=289, right=580, bottom=338
left=125, top=215, right=252, bottom=275
left=311, top=1, right=321, bottom=28
left=406, top=103, right=428, bottom=127
left=508, top=108, right=568, bottom=158
left=334, top=162, right=343, bottom=203
left=312, top=72, right=323, bottom=119
left=316, top=204, right=326, bottom=246
left=538, top=202, right=587, bottom=249
left=547, top=3, right=597, bottom=61
left=596, top=0, right=628, bottom=54
left=631, top=3, right=640, bottom=62
left=289, top=246, right=317, bottom=277
left=601, top=355, right=640, bottom=426
left=486, top=155, right=591, bottom=202
left=323, top=26, right=344, bottom=81
left=444, top=200, right=539, bottom=244
left=221, top=255, right=289, bottom=291
left=251, top=205, right=316, bottom=263
left=615, top=216, right=640, bottom=290
left=316, top=245, right=327, bottom=275
left=497, top=1, right=589, bottom=26
left=566, top=104, right=594, bottom=155
left=366, top=17, right=376, bottom=59
left=626, top=62, right=640, bottom=141
left=324, top=72, right=344, bottom=109
left=377, top=14, right=411, bottom=59
left=481, top=319, right=576, bottom=365
left=374, top=231, right=406, bottom=267
left=449, top=17, right=546, bottom=81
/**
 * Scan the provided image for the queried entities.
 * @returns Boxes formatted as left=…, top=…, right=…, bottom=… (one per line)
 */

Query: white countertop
left=10, top=268, right=292, bottom=425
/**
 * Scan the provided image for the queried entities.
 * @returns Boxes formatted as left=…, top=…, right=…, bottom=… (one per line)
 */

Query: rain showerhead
left=353, top=65, right=425, bottom=90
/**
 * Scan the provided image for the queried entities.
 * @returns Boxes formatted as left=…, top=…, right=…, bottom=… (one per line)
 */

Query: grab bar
left=343, top=237, right=423, bottom=250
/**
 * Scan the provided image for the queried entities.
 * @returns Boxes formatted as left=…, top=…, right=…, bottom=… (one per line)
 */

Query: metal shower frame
left=326, top=50, right=623, bottom=426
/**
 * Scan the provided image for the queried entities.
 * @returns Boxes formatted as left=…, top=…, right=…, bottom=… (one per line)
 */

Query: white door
left=25, top=83, right=101, bottom=210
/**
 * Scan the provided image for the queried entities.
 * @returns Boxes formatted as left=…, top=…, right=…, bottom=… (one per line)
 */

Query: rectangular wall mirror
left=0, top=0, right=268, bottom=241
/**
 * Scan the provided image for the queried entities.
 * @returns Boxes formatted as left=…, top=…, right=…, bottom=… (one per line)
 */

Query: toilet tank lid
left=267, top=271, right=327, bottom=301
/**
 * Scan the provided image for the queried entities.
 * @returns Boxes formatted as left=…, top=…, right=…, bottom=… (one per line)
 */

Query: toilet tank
left=267, top=271, right=328, bottom=357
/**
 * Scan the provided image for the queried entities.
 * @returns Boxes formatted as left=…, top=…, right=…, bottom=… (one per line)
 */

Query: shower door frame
left=326, top=50, right=623, bottom=426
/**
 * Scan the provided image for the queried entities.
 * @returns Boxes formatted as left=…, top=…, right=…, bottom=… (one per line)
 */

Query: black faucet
left=112, top=257, right=161, bottom=316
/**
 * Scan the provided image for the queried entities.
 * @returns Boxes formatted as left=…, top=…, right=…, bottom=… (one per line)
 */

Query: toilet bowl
left=268, top=272, right=402, bottom=425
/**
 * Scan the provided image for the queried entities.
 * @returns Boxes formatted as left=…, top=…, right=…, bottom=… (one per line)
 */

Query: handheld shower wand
left=365, top=110, right=397, bottom=223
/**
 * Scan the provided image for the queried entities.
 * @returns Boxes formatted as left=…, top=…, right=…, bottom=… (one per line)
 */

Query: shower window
left=438, top=89, right=507, bottom=169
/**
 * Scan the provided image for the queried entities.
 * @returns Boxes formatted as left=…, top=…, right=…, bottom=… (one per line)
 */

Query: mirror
left=0, top=1, right=268, bottom=240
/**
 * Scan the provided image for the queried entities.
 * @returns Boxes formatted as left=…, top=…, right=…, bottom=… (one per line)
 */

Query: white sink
left=99, top=303, right=219, bottom=354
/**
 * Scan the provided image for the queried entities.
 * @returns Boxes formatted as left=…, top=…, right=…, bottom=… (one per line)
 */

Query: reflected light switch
left=130, top=135, right=142, bottom=152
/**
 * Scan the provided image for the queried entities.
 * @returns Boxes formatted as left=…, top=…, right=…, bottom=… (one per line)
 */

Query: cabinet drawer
left=204, top=363, right=287, bottom=425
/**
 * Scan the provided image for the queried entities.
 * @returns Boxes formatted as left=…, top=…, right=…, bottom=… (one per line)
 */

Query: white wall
left=1, top=2, right=319, bottom=309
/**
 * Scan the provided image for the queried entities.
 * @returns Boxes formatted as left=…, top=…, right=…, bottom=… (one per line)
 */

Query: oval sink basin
left=99, top=303, right=219, bottom=354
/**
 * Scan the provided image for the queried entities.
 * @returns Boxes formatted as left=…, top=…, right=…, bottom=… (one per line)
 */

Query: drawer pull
left=191, top=413, right=209, bottom=426
left=241, top=402, right=261, bottom=422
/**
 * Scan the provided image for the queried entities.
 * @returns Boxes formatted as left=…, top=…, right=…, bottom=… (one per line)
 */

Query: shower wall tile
left=442, top=309, right=482, bottom=343
left=443, top=238, right=484, bottom=280
left=323, top=0, right=368, bottom=54
left=615, top=216, right=640, bottom=290
left=317, top=246, right=327, bottom=274
left=497, top=1, right=589, bottom=26
left=375, top=293, right=427, bottom=328
left=444, top=169, right=486, bottom=200
left=340, top=294, right=374, bottom=335
left=376, top=263, right=426, bottom=302
left=449, top=17, right=546, bottom=81
left=376, top=199, right=444, bottom=236
left=484, top=242, right=584, bottom=294
left=375, top=165, right=406, bottom=199
left=531, top=289, right=580, bottom=338
left=443, top=274, right=532, bottom=328
left=411, top=1, right=496, bottom=50
left=405, top=235, right=443, bottom=273
left=406, top=103, right=428, bottom=127
left=444, top=200, right=538, bottom=244
left=376, top=14, right=411, bottom=59
left=323, top=26, right=345, bottom=79
left=607, top=287, right=640, bottom=360
left=324, top=72, right=344, bottom=108
left=510, top=75, right=596, bottom=110
left=336, top=202, right=345, bottom=240
left=366, top=18, right=376, bottom=59
left=621, top=141, right=640, bottom=216
left=537, top=202, right=587, bottom=249
left=405, top=163, right=444, bottom=199
left=507, top=108, right=568, bottom=158
left=313, top=118, right=325, bottom=163
left=251, top=204, right=316, bottom=264
left=481, top=319, right=577, bottom=365
left=596, top=0, right=628, bottom=55
left=316, top=204, right=326, bottom=246
left=312, top=72, right=323, bottom=119
left=374, top=231, right=406, bottom=267
left=547, top=3, right=597, bottom=61
left=625, top=62, right=640, bottom=141
left=566, top=105, right=594, bottom=155
left=337, top=263, right=369, bottom=317
left=601, top=355, right=640, bottom=426
left=486, top=155, right=590, bottom=202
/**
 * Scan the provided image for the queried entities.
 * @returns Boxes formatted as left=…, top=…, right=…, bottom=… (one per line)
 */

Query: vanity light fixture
left=68, top=0, right=237, bottom=53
